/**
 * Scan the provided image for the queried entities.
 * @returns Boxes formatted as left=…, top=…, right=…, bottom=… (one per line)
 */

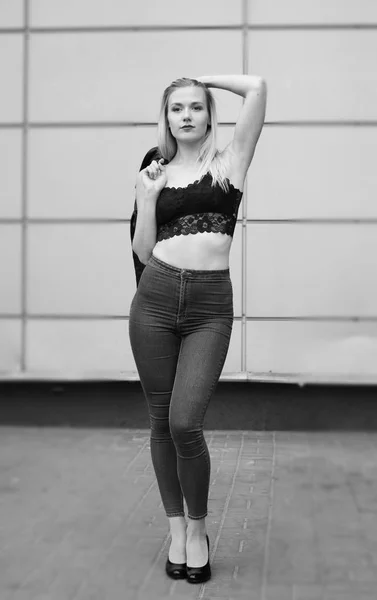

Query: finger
left=149, top=162, right=160, bottom=178
left=150, top=160, right=159, bottom=174
left=146, top=166, right=156, bottom=179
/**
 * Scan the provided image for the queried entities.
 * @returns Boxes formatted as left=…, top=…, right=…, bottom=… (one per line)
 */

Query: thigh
left=129, top=316, right=181, bottom=396
left=170, top=320, right=233, bottom=428
left=129, top=263, right=181, bottom=398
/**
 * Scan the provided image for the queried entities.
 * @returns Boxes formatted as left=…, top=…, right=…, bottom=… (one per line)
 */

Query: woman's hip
left=130, top=255, right=234, bottom=324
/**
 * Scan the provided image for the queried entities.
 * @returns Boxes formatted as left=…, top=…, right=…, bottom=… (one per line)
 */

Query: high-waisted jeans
left=129, top=253, right=233, bottom=519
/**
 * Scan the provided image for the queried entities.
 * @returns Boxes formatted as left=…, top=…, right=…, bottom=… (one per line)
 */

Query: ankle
left=168, top=515, right=187, bottom=539
left=186, top=517, right=207, bottom=539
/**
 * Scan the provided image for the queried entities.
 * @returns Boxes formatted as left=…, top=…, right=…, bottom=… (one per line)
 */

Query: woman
left=129, top=74, right=266, bottom=583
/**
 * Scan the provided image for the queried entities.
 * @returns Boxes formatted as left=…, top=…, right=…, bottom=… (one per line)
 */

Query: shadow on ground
left=0, top=381, right=377, bottom=430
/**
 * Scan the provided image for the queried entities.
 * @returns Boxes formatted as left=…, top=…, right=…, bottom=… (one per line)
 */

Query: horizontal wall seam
left=0, top=372, right=374, bottom=385
left=2, top=121, right=377, bottom=129
left=0, top=315, right=376, bottom=322
left=2, top=24, right=377, bottom=34
left=2, top=219, right=377, bottom=225
left=0, top=122, right=236, bottom=128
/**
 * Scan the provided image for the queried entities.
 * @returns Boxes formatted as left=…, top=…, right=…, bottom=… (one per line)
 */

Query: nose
left=183, top=107, right=191, bottom=120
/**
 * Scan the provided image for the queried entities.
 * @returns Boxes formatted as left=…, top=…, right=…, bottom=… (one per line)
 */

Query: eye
left=193, top=106, right=203, bottom=111
left=171, top=107, right=181, bottom=112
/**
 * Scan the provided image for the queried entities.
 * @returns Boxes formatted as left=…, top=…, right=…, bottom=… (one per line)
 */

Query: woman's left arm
left=196, top=74, right=267, bottom=177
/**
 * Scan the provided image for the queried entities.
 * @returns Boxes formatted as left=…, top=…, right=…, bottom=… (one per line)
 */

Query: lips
left=181, top=126, right=194, bottom=130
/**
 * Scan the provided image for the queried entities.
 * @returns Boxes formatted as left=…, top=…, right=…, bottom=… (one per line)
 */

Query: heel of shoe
left=186, top=534, right=211, bottom=584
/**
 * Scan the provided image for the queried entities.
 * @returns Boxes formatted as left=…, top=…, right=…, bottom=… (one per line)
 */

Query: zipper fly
left=177, top=270, right=187, bottom=323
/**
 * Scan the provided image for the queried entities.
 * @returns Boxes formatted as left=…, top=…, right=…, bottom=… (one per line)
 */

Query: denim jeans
left=129, top=253, right=233, bottom=519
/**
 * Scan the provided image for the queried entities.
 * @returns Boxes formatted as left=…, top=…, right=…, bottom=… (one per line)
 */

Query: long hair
left=157, top=78, right=230, bottom=192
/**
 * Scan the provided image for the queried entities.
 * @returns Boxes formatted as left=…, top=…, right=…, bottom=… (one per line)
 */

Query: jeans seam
left=188, top=512, right=208, bottom=520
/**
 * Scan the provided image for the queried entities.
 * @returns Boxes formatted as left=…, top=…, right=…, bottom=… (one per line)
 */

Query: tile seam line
left=2, top=219, right=377, bottom=225
left=71, top=479, right=158, bottom=600
left=1, top=315, right=377, bottom=322
left=20, top=0, right=29, bottom=373
left=3, top=121, right=377, bottom=127
left=197, top=432, right=246, bottom=599
left=2, top=24, right=377, bottom=33
left=241, top=0, right=249, bottom=373
left=3, top=219, right=377, bottom=225
left=73, top=432, right=178, bottom=598
left=261, top=431, right=276, bottom=600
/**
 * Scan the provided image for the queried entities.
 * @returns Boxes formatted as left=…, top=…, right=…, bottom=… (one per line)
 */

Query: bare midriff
left=152, top=231, right=232, bottom=270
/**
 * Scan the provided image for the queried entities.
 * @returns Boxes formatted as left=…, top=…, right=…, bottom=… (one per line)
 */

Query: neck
left=171, top=142, right=201, bottom=167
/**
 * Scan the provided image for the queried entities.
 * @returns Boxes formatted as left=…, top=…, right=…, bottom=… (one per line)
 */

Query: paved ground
left=1, top=383, right=377, bottom=600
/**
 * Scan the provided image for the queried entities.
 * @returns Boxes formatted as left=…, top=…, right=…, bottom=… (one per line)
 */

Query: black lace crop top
left=130, top=147, right=243, bottom=287
left=155, top=172, right=243, bottom=242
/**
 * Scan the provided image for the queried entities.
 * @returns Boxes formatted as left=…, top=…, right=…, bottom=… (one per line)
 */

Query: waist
left=153, top=231, right=232, bottom=270
left=148, top=253, right=231, bottom=280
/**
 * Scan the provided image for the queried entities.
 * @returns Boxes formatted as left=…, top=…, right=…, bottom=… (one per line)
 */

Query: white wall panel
left=31, top=0, right=242, bottom=27
left=248, top=0, right=377, bottom=25
left=0, top=35, right=23, bottom=122
left=247, top=321, right=377, bottom=379
left=229, top=222, right=243, bottom=318
left=28, top=126, right=235, bottom=219
left=28, top=224, right=131, bottom=315
left=0, top=130, right=22, bottom=218
left=0, top=0, right=23, bottom=27
left=29, top=31, right=242, bottom=122
left=0, top=320, right=22, bottom=374
left=27, top=319, right=130, bottom=373
left=0, top=225, right=22, bottom=313
left=249, top=31, right=377, bottom=121
left=248, top=127, right=377, bottom=219
left=28, top=128, right=154, bottom=219
left=246, top=224, right=377, bottom=317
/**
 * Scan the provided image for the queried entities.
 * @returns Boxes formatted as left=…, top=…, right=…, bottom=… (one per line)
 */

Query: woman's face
left=167, top=86, right=210, bottom=143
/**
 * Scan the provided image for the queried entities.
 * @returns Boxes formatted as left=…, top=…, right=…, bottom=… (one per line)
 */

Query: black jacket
left=130, top=146, right=163, bottom=286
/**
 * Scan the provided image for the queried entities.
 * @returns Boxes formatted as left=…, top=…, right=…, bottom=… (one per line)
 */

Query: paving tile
left=293, top=584, right=324, bottom=600
left=264, top=585, right=293, bottom=600
left=1, top=421, right=377, bottom=600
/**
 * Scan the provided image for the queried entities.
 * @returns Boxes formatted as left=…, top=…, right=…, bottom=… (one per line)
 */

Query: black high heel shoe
left=165, top=556, right=187, bottom=580
left=186, top=534, right=211, bottom=584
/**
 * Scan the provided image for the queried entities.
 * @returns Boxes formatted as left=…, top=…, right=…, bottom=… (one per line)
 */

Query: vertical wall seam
left=20, top=0, right=29, bottom=372
left=241, top=0, right=249, bottom=373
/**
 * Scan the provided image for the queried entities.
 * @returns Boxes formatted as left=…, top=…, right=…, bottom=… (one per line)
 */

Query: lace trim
left=163, top=172, right=242, bottom=194
left=157, top=212, right=237, bottom=242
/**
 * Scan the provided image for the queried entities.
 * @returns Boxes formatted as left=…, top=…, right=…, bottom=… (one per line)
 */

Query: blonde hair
left=157, top=78, right=230, bottom=192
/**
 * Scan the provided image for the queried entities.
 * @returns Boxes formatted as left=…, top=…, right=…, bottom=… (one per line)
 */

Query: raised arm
left=196, top=74, right=267, bottom=182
